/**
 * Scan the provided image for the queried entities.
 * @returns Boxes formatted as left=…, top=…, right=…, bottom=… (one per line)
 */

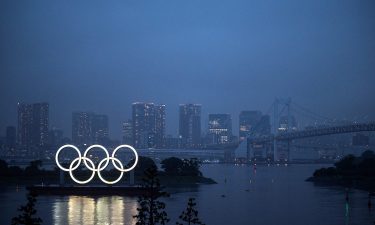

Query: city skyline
left=3, top=101, right=263, bottom=141
left=1, top=99, right=373, bottom=142
left=1, top=1, right=375, bottom=225
left=1, top=1, right=375, bottom=140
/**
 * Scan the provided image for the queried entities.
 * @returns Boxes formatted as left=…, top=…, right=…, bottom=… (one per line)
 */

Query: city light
left=55, top=144, right=139, bottom=185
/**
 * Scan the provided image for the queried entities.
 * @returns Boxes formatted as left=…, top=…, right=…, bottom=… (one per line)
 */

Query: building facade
left=72, top=112, right=92, bottom=146
left=207, top=114, right=233, bottom=145
left=239, top=110, right=262, bottom=141
left=72, top=112, right=109, bottom=146
left=92, top=114, right=109, bottom=145
left=179, top=104, right=201, bottom=148
left=17, top=102, right=49, bottom=148
left=122, top=119, right=133, bottom=145
left=154, top=104, right=166, bottom=148
left=132, top=102, right=165, bottom=149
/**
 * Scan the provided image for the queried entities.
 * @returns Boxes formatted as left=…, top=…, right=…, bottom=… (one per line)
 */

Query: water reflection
left=1, top=165, right=374, bottom=225
left=53, top=196, right=138, bottom=225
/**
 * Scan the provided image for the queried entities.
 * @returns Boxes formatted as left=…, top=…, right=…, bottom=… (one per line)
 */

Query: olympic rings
left=55, top=144, right=139, bottom=185
left=69, top=157, right=96, bottom=184
left=83, top=144, right=109, bottom=172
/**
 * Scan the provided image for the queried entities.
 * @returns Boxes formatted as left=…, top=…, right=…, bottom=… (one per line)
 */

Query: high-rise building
left=165, top=134, right=181, bottom=149
left=17, top=103, right=33, bottom=147
left=155, top=104, right=166, bottom=148
left=132, top=103, right=156, bottom=149
left=6, top=126, right=16, bottom=148
left=179, top=104, right=201, bottom=148
left=122, top=119, right=133, bottom=145
left=239, top=111, right=262, bottom=141
left=132, top=102, right=166, bottom=149
left=72, top=112, right=92, bottom=146
left=31, top=103, right=49, bottom=147
left=207, top=114, right=232, bottom=145
left=72, top=112, right=109, bottom=146
left=17, top=102, right=49, bottom=148
left=92, top=114, right=109, bottom=145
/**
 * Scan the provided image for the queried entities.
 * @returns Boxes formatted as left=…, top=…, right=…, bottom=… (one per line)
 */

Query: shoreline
left=306, top=176, right=375, bottom=193
left=0, top=174, right=217, bottom=186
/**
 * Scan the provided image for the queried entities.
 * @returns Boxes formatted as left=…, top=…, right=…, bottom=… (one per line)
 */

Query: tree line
left=313, top=150, right=375, bottom=178
left=0, top=156, right=202, bottom=178
left=11, top=163, right=206, bottom=225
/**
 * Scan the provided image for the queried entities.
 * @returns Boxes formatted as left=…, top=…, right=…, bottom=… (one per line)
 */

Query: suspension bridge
left=246, top=98, right=375, bottom=162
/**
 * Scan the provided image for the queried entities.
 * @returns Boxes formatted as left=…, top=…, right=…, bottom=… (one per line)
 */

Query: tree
left=313, top=167, right=337, bottom=177
left=24, top=160, right=43, bottom=176
left=358, top=150, right=375, bottom=177
left=161, top=157, right=184, bottom=175
left=361, top=150, right=375, bottom=159
left=334, top=154, right=356, bottom=174
left=128, top=156, right=157, bottom=176
left=134, top=165, right=169, bottom=225
left=176, top=198, right=205, bottom=225
left=181, top=158, right=202, bottom=177
left=8, top=166, right=23, bottom=176
left=0, top=159, right=8, bottom=176
left=11, top=191, right=42, bottom=225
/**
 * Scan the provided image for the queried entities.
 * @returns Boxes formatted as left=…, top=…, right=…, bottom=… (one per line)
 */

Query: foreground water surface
left=0, top=164, right=374, bottom=225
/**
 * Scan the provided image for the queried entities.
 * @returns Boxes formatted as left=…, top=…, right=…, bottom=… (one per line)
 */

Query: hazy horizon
left=1, top=0, right=375, bottom=139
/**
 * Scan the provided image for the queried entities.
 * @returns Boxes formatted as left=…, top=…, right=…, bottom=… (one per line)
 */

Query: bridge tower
left=272, top=98, right=292, bottom=162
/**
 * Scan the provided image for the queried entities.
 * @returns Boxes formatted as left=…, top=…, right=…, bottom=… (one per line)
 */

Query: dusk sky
left=1, top=0, right=375, bottom=139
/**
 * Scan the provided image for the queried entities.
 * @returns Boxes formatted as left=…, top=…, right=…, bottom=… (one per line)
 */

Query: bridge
left=248, top=122, right=375, bottom=143
left=245, top=98, right=375, bottom=162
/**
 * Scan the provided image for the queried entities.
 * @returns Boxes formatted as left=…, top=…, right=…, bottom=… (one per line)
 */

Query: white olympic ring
left=55, top=144, right=139, bottom=185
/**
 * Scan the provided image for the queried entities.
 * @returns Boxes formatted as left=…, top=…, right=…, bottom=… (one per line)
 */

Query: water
left=1, top=164, right=374, bottom=225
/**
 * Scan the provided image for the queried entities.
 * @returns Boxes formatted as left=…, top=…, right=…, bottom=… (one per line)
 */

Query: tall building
left=31, top=103, right=49, bottom=146
left=92, top=114, right=109, bottom=144
left=154, top=104, right=166, bottom=148
left=72, top=112, right=92, bottom=146
left=17, top=103, right=33, bottom=147
left=132, top=103, right=155, bottom=148
left=132, top=102, right=166, bottom=149
left=17, top=102, right=49, bottom=148
left=6, top=126, right=16, bottom=148
left=239, top=111, right=262, bottom=141
left=179, top=104, right=201, bottom=148
left=207, top=114, right=232, bottom=145
left=122, top=119, right=133, bottom=145
left=72, top=112, right=109, bottom=146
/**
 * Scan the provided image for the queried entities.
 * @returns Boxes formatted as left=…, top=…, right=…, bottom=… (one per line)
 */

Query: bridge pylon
left=272, top=98, right=292, bottom=162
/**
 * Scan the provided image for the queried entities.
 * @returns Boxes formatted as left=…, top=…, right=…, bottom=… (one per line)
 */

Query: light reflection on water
left=1, top=164, right=375, bottom=225
left=53, top=196, right=137, bottom=225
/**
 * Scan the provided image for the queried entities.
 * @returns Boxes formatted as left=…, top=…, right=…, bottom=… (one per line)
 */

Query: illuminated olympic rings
left=55, top=144, right=139, bottom=185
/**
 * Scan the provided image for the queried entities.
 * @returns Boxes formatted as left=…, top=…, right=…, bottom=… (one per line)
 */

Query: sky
left=1, top=0, right=375, bottom=140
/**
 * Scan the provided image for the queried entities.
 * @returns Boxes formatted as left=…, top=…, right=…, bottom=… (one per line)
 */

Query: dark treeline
left=0, top=157, right=211, bottom=185
left=309, top=150, right=375, bottom=192
left=313, top=150, right=375, bottom=178
left=0, top=160, right=51, bottom=177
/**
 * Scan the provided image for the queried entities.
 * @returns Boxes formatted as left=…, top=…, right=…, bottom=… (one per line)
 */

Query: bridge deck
left=248, top=122, right=375, bottom=143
